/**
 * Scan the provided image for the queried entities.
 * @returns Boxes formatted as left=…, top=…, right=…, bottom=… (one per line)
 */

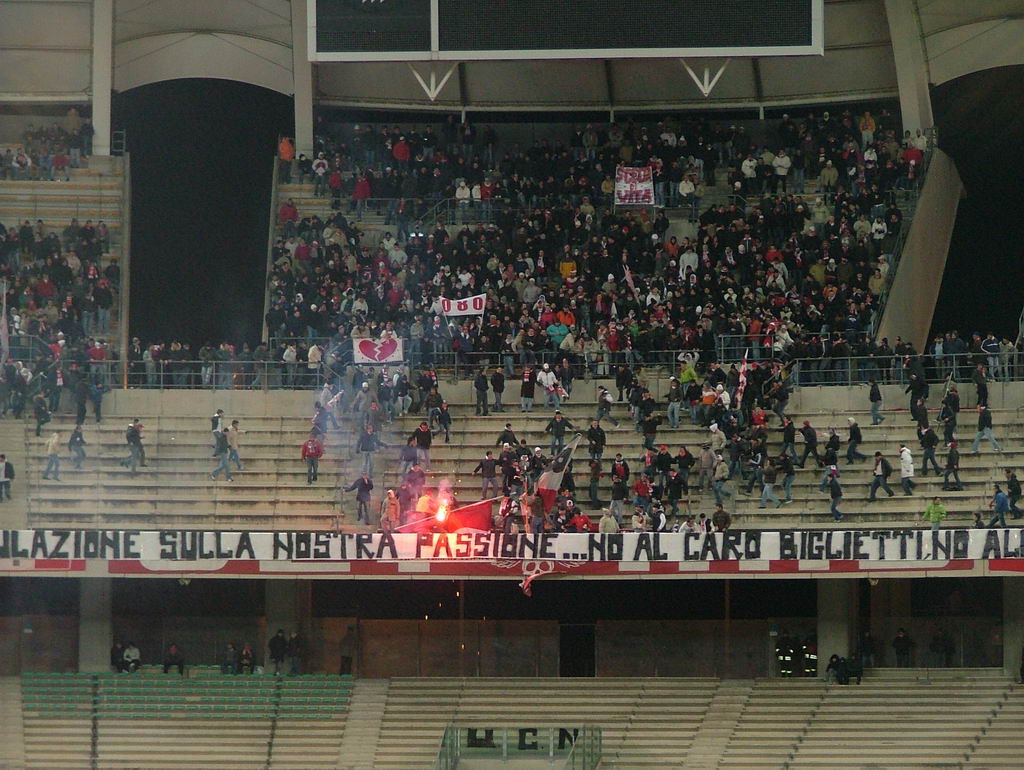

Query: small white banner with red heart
left=353, top=337, right=404, bottom=364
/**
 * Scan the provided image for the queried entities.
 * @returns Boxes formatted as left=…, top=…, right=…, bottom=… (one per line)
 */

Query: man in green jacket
left=923, top=497, right=947, bottom=531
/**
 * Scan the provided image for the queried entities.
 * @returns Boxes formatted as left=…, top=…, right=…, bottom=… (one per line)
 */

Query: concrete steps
left=682, top=681, right=752, bottom=769
left=338, top=679, right=389, bottom=769
left=270, top=716, right=348, bottom=769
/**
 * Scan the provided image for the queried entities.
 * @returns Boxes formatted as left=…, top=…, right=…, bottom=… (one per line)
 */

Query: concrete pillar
left=78, top=578, right=113, bottom=672
left=884, top=0, right=934, bottom=134
left=1003, top=577, right=1024, bottom=678
left=817, top=580, right=855, bottom=676
left=91, top=0, right=114, bottom=156
left=265, top=580, right=311, bottom=636
left=290, top=0, right=315, bottom=156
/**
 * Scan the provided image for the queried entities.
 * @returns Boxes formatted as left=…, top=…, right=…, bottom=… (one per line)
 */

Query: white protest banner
left=440, top=294, right=487, bottom=317
left=4, top=528, right=1024, bottom=564
left=352, top=337, right=403, bottom=364
left=614, top=166, right=655, bottom=206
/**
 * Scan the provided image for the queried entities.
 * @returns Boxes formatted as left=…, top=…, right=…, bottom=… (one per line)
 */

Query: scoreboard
left=310, top=0, right=824, bottom=61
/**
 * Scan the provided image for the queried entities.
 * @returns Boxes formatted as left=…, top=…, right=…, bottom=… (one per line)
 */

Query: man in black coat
left=473, top=369, right=489, bottom=416
left=268, top=629, right=288, bottom=675
left=490, top=368, right=505, bottom=412
left=798, top=421, right=819, bottom=469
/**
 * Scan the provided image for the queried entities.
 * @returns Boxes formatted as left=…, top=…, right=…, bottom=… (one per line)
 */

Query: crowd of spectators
left=2, top=109, right=95, bottom=180
left=268, top=109, right=924, bottom=385
left=0, top=216, right=118, bottom=344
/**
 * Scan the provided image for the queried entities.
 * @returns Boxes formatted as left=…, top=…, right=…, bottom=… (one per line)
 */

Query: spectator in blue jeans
left=990, top=484, right=1010, bottom=528
left=42, top=432, right=61, bottom=481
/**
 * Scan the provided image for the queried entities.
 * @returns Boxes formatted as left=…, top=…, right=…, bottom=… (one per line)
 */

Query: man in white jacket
left=899, top=444, right=915, bottom=496
left=771, top=150, right=792, bottom=193
left=536, top=363, right=560, bottom=409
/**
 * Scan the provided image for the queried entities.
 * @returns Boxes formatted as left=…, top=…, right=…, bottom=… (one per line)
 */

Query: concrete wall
left=102, top=388, right=325, bottom=418
left=97, top=377, right=1024, bottom=419
left=876, top=149, right=963, bottom=351
left=596, top=618, right=814, bottom=679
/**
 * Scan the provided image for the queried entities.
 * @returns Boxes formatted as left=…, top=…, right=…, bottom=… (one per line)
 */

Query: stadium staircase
left=385, top=396, right=1021, bottom=529
left=964, top=680, right=1024, bottom=767
left=19, top=670, right=353, bottom=770
left=680, top=681, right=752, bottom=769
left=0, top=156, right=127, bottom=342
left=336, top=678, right=390, bottom=769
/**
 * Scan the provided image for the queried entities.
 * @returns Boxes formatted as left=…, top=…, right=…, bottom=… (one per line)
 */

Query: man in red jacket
left=301, top=432, right=324, bottom=485
left=568, top=506, right=595, bottom=532
left=352, top=174, right=371, bottom=221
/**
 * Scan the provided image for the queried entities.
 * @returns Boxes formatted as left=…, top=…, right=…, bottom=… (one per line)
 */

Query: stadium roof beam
left=604, top=59, right=616, bottom=120
left=407, top=62, right=459, bottom=102
left=678, top=58, right=731, bottom=98
left=751, top=58, right=765, bottom=118
left=457, top=62, right=468, bottom=119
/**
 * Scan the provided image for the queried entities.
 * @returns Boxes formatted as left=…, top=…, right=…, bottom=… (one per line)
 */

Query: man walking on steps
left=868, top=451, right=895, bottom=501
left=869, top=378, right=885, bottom=425
left=846, top=417, right=867, bottom=464
left=302, top=431, right=323, bottom=484
left=210, top=427, right=233, bottom=482
left=971, top=406, right=1002, bottom=453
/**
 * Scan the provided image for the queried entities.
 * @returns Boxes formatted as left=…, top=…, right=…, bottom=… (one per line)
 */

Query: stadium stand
left=6, top=1, right=1024, bottom=769
left=20, top=671, right=353, bottom=769
left=266, top=112, right=921, bottom=367
left=0, top=144, right=124, bottom=345
left=22, top=413, right=354, bottom=530
left=16, top=381, right=1019, bottom=532
left=20, top=672, right=1015, bottom=769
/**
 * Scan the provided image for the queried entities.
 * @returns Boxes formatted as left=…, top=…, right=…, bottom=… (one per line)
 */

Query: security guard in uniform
left=775, top=631, right=797, bottom=677
left=802, top=633, right=818, bottom=677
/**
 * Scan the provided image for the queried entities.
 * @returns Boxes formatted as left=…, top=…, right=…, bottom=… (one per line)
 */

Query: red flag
left=735, top=349, right=749, bottom=404
left=401, top=497, right=496, bottom=534
left=536, top=435, right=582, bottom=513
left=520, top=573, right=539, bottom=597
left=441, top=498, right=496, bottom=532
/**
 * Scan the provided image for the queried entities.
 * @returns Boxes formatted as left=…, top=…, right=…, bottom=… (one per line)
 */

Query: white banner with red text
left=440, top=294, right=487, bottom=317
left=614, top=166, right=655, bottom=206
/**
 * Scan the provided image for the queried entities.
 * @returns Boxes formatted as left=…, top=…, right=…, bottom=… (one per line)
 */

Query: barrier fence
left=40, top=349, right=1024, bottom=393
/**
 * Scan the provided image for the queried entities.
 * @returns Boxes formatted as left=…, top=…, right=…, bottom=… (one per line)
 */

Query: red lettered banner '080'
left=440, top=294, right=487, bottom=316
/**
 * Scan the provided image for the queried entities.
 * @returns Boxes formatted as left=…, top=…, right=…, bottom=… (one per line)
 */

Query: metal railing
left=432, top=725, right=458, bottom=770
left=784, top=352, right=1016, bottom=388
left=85, top=359, right=331, bottom=391
left=83, top=347, right=1019, bottom=392
left=565, top=726, right=602, bottom=770
left=714, top=332, right=873, bottom=364
left=274, top=194, right=611, bottom=230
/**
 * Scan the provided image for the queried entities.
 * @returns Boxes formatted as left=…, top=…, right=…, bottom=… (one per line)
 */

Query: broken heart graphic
left=357, top=338, right=399, bottom=362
